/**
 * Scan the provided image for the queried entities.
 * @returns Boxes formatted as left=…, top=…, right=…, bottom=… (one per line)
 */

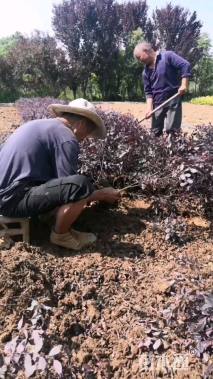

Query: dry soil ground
left=0, top=102, right=212, bottom=135
left=0, top=104, right=212, bottom=379
left=98, top=102, right=213, bottom=133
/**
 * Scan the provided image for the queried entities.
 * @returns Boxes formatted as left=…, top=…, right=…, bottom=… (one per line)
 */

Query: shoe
left=50, top=230, right=82, bottom=250
left=50, top=229, right=97, bottom=250
left=70, top=229, right=97, bottom=246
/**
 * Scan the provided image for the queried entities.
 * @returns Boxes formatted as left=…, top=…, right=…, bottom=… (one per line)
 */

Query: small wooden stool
left=0, top=216, right=30, bottom=243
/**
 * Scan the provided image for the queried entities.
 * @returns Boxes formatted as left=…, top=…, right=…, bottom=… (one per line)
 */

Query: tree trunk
left=82, top=79, right=88, bottom=99
left=72, top=86, right=77, bottom=99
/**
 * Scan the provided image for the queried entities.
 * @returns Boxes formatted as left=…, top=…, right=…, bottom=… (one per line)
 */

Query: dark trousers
left=0, top=175, right=94, bottom=218
left=151, top=98, right=182, bottom=137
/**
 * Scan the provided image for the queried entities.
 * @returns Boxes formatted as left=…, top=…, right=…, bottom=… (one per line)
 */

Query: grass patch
left=191, top=96, right=213, bottom=105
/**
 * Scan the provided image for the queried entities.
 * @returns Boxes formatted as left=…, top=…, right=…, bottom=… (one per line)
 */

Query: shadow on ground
left=30, top=202, right=149, bottom=258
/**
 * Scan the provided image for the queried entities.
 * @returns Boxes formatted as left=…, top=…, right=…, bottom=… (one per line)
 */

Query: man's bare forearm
left=88, top=188, right=121, bottom=203
left=181, top=77, right=189, bottom=90
left=146, top=97, right=153, bottom=109
left=88, top=189, right=105, bottom=202
left=145, top=97, right=153, bottom=118
left=178, top=77, right=189, bottom=95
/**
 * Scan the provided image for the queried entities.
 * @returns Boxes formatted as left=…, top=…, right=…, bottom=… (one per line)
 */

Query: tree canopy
left=0, top=0, right=211, bottom=102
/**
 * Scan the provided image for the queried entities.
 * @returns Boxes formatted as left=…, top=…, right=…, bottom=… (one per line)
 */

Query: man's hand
left=178, top=77, right=189, bottom=96
left=145, top=109, right=153, bottom=119
left=178, top=85, right=187, bottom=96
left=93, top=187, right=121, bottom=203
left=145, top=97, right=153, bottom=119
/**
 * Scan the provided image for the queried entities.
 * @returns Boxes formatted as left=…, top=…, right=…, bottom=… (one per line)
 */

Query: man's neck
left=148, top=51, right=159, bottom=68
left=56, top=117, right=85, bottom=142
left=56, top=117, right=72, bottom=128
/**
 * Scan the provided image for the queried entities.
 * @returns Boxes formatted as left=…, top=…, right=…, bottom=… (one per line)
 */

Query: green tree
left=0, top=33, right=23, bottom=57
left=6, top=31, right=68, bottom=98
left=119, top=28, right=144, bottom=100
left=0, top=33, right=23, bottom=101
left=193, top=34, right=213, bottom=96
left=0, top=55, right=17, bottom=101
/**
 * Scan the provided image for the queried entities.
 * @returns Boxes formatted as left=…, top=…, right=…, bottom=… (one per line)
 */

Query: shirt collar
left=146, top=50, right=161, bottom=70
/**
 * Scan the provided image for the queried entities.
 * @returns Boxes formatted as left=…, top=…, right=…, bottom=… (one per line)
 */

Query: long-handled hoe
left=138, top=92, right=180, bottom=124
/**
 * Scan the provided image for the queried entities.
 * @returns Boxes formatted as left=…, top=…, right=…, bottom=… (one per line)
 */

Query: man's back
left=0, top=118, right=79, bottom=193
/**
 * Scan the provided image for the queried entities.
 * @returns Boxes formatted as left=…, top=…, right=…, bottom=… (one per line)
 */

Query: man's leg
left=165, top=98, right=182, bottom=135
left=51, top=198, right=97, bottom=250
left=55, top=198, right=88, bottom=234
left=14, top=175, right=94, bottom=217
left=151, top=107, right=167, bottom=137
left=12, top=175, right=97, bottom=250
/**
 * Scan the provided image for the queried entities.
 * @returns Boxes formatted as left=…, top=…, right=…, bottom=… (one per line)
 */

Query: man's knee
left=166, top=102, right=182, bottom=132
left=61, top=175, right=95, bottom=202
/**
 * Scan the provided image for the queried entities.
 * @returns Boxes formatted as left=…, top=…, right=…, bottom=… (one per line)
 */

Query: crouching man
left=0, top=98, right=120, bottom=250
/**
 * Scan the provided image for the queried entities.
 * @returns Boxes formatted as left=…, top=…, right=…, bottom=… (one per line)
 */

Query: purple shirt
left=0, top=118, right=80, bottom=200
left=143, top=50, right=191, bottom=106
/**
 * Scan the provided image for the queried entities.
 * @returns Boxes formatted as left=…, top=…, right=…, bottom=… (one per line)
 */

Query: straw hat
left=48, top=98, right=106, bottom=139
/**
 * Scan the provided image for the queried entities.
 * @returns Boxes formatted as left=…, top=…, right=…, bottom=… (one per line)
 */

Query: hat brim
left=48, top=104, right=106, bottom=139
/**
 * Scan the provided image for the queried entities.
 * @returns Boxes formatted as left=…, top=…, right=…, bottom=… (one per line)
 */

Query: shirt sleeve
left=143, top=70, right=153, bottom=98
left=54, top=139, right=80, bottom=177
left=168, top=51, right=191, bottom=78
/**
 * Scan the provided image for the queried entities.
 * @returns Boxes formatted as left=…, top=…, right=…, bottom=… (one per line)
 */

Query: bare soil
left=98, top=102, right=213, bottom=133
left=0, top=105, right=212, bottom=378
left=0, top=103, right=212, bottom=137
left=0, top=106, right=20, bottom=136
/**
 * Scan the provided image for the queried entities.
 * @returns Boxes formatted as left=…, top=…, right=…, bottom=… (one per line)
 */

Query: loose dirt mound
left=0, top=201, right=212, bottom=378
left=0, top=105, right=212, bottom=377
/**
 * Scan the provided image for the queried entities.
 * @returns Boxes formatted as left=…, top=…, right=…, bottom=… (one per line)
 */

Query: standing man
left=134, top=42, right=191, bottom=137
left=0, top=98, right=121, bottom=250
